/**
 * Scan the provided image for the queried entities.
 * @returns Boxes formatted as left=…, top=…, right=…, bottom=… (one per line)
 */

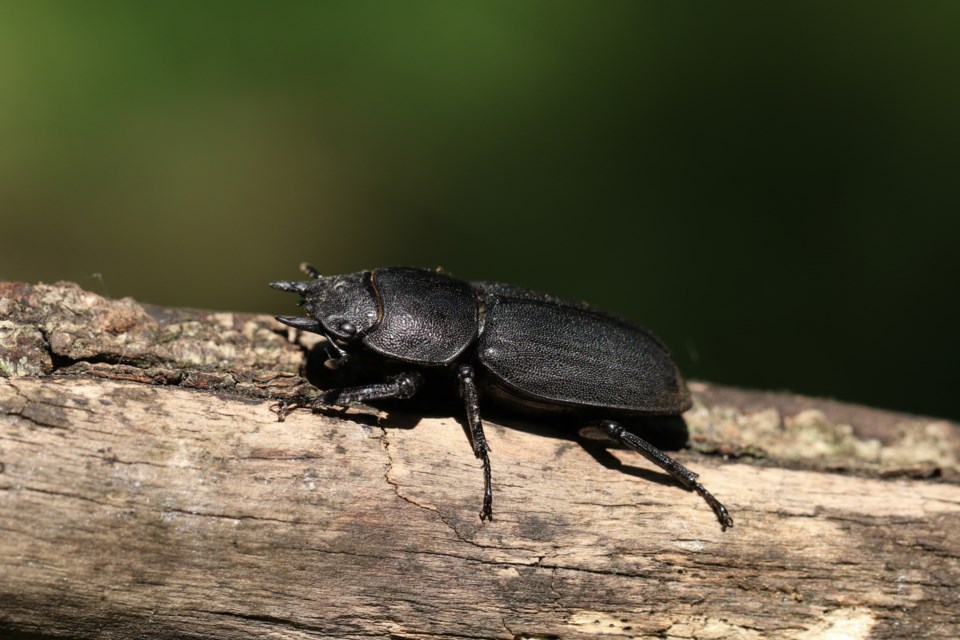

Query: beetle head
left=271, top=271, right=379, bottom=342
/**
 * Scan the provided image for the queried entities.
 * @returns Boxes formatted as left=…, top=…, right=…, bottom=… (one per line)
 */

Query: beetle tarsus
left=480, top=491, right=493, bottom=522
left=594, top=419, right=733, bottom=531
left=271, top=395, right=314, bottom=422
left=697, top=486, right=734, bottom=531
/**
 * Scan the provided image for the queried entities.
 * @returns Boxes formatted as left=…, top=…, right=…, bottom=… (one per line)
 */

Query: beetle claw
left=479, top=501, right=493, bottom=522
left=271, top=397, right=303, bottom=421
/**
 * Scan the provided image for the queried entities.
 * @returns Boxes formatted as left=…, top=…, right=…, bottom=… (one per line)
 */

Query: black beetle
left=271, top=264, right=732, bottom=530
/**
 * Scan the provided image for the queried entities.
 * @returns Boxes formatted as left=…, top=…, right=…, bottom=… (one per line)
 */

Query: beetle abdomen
left=476, top=297, right=691, bottom=415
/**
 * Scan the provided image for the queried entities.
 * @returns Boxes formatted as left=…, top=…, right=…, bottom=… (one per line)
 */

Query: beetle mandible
left=270, top=264, right=732, bottom=530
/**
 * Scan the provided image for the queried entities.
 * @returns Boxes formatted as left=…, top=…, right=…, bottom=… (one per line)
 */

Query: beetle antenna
left=300, top=263, right=321, bottom=279
left=323, top=332, right=350, bottom=370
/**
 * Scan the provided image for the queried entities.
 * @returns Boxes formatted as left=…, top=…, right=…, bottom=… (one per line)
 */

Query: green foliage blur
left=1, top=2, right=958, bottom=419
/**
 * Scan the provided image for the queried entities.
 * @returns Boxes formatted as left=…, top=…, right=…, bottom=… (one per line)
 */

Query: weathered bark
left=1, top=282, right=958, bottom=639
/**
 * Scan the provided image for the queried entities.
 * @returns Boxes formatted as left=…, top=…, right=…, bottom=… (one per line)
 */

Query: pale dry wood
left=1, top=281, right=959, bottom=639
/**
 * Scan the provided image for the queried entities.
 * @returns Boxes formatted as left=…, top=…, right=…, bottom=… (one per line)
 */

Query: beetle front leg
left=272, top=372, right=424, bottom=421
left=322, top=371, right=424, bottom=406
left=593, top=419, right=734, bottom=531
left=457, top=364, right=493, bottom=522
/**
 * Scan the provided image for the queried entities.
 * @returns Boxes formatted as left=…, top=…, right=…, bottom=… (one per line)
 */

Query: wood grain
left=1, top=282, right=958, bottom=639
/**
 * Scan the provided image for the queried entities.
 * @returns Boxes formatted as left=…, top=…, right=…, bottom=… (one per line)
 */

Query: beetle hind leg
left=593, top=419, right=733, bottom=530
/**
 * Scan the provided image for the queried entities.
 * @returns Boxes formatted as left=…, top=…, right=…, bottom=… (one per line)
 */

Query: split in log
left=1, top=282, right=958, bottom=639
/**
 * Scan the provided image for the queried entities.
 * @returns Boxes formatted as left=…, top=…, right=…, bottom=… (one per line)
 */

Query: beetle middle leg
left=593, top=419, right=733, bottom=530
left=457, top=364, right=493, bottom=522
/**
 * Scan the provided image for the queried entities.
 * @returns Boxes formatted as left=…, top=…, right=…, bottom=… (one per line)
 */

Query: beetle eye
left=339, top=320, right=357, bottom=335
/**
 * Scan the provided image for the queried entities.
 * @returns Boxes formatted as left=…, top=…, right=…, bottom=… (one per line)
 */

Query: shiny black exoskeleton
left=271, top=265, right=732, bottom=530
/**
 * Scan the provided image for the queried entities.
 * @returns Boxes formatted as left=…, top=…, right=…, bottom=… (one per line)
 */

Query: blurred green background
left=1, top=2, right=957, bottom=419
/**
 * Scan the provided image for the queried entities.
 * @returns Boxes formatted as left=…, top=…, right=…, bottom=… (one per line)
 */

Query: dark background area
left=1, top=2, right=957, bottom=420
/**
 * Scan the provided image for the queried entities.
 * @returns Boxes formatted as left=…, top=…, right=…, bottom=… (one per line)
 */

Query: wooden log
left=1, top=282, right=958, bottom=639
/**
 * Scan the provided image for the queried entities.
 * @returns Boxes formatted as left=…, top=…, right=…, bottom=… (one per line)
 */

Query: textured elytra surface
left=477, top=296, right=690, bottom=414
left=2, top=281, right=960, bottom=639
